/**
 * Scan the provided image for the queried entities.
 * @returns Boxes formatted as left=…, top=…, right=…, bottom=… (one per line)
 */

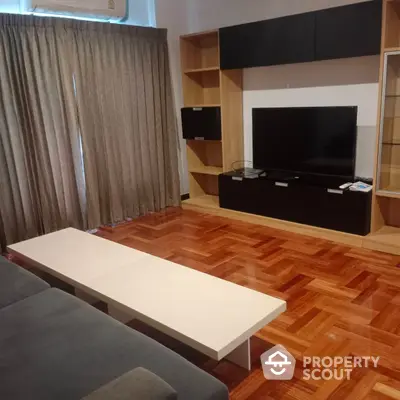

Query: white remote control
left=339, top=182, right=353, bottom=190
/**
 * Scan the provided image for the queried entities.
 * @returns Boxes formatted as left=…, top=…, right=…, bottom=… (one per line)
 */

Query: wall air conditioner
left=22, top=0, right=127, bottom=21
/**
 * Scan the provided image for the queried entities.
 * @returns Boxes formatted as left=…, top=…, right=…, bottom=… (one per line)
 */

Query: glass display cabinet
left=368, top=1, right=400, bottom=255
left=377, top=51, right=400, bottom=196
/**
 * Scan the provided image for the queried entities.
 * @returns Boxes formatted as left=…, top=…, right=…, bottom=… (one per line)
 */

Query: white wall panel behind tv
left=243, top=55, right=380, bottom=179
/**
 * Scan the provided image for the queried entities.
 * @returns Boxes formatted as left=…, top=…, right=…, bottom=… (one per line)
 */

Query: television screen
left=252, top=106, right=357, bottom=178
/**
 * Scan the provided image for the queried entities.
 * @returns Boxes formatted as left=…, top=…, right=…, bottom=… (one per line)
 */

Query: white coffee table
left=8, top=228, right=286, bottom=370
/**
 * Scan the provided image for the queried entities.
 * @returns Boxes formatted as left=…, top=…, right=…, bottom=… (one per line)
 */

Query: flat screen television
left=252, top=106, right=358, bottom=179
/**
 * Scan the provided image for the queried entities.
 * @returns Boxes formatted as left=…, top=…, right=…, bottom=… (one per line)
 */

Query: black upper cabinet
left=315, top=1, right=382, bottom=61
left=220, top=12, right=316, bottom=70
left=219, top=1, right=382, bottom=70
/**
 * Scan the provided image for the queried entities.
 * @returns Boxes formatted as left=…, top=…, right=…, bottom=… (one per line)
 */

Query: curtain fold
left=0, top=15, right=180, bottom=248
left=70, top=23, right=180, bottom=228
left=0, top=15, right=86, bottom=249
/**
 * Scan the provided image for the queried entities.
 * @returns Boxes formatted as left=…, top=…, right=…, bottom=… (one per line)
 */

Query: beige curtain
left=0, top=15, right=86, bottom=250
left=0, top=16, right=180, bottom=250
left=70, top=23, right=180, bottom=229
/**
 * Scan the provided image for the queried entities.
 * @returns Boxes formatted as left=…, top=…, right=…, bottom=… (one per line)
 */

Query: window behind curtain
left=0, top=0, right=156, bottom=27
left=0, top=0, right=20, bottom=14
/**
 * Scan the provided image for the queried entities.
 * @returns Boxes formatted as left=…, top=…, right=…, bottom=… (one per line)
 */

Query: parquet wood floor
left=97, top=207, right=400, bottom=400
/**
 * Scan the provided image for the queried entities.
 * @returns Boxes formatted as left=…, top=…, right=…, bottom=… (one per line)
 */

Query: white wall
left=156, top=0, right=190, bottom=194
left=158, top=0, right=380, bottom=193
left=0, top=0, right=20, bottom=13
left=186, top=0, right=370, bottom=32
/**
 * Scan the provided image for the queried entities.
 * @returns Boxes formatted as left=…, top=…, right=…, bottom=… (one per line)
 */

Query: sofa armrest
left=82, top=367, right=178, bottom=400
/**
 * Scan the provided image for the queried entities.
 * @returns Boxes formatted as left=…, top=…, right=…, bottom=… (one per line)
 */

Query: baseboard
left=182, top=201, right=365, bottom=248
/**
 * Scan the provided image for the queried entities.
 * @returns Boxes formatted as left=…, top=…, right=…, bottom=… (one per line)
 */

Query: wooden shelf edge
left=384, top=46, right=400, bottom=53
left=180, top=30, right=219, bottom=39
left=184, top=104, right=221, bottom=108
left=189, top=167, right=223, bottom=176
left=186, top=139, right=221, bottom=143
left=184, top=66, right=220, bottom=74
left=375, top=191, right=400, bottom=199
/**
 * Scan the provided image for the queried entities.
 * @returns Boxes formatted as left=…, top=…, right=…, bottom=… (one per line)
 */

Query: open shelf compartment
left=187, top=140, right=223, bottom=176
left=384, top=1, right=400, bottom=50
left=368, top=197, right=400, bottom=254
left=378, top=144, right=400, bottom=193
left=183, top=70, right=220, bottom=107
left=187, top=140, right=221, bottom=203
left=188, top=173, right=220, bottom=203
left=180, top=31, right=219, bottom=71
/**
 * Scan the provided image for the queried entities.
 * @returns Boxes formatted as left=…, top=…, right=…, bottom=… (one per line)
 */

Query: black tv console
left=219, top=171, right=372, bottom=236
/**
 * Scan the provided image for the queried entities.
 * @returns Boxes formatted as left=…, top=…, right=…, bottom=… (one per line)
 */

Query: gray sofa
left=0, top=256, right=229, bottom=400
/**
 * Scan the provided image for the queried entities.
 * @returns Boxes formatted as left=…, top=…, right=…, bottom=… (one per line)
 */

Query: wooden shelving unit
left=368, top=0, right=400, bottom=254
left=180, top=30, right=244, bottom=207
left=179, top=3, right=400, bottom=256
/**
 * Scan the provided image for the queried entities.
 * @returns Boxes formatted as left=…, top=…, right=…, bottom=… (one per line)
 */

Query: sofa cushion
left=0, top=288, right=229, bottom=400
left=0, top=256, right=49, bottom=309
left=82, top=367, right=178, bottom=400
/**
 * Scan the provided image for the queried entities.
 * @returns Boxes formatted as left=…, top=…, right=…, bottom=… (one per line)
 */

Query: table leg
left=225, top=339, right=251, bottom=370
left=108, top=305, right=134, bottom=324
left=75, top=289, right=98, bottom=305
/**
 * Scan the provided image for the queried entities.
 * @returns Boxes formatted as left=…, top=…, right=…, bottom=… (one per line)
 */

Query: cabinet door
left=316, top=190, right=372, bottom=235
left=315, top=1, right=382, bottom=61
left=181, top=107, right=221, bottom=140
left=220, top=12, right=315, bottom=70
left=219, top=175, right=265, bottom=215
